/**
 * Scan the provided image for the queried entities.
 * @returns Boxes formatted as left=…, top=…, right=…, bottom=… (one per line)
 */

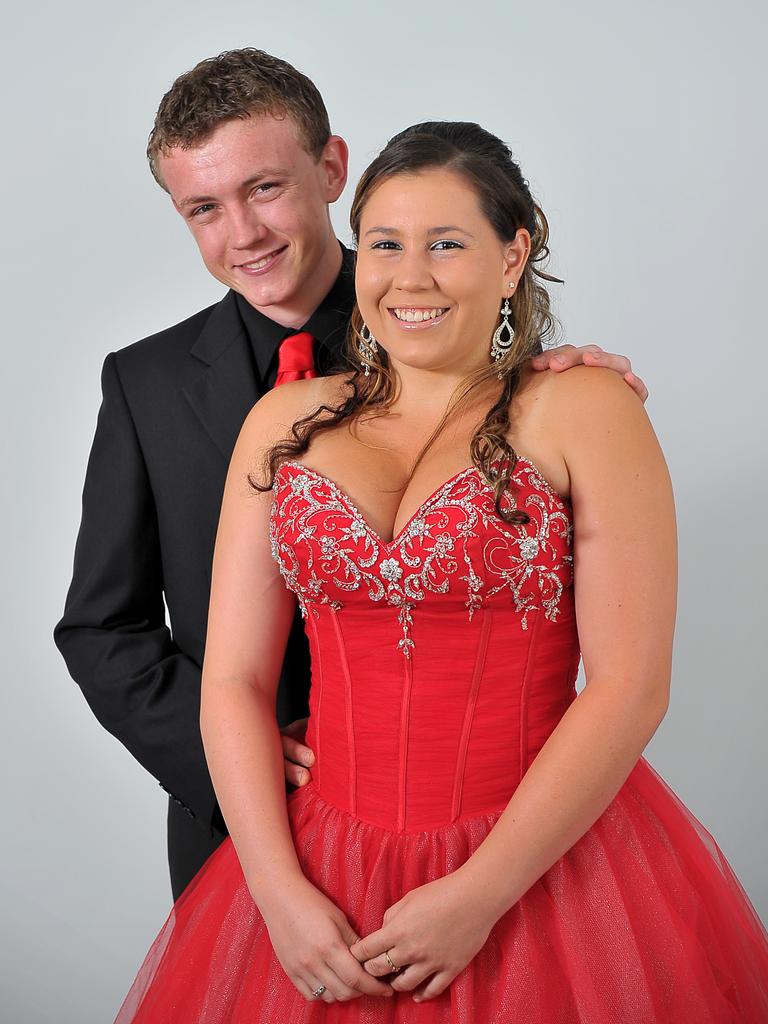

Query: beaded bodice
left=270, top=457, right=573, bottom=655
left=270, top=456, right=581, bottom=832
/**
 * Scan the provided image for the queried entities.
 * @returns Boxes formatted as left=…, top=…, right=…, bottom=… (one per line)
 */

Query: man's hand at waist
left=280, top=716, right=315, bottom=787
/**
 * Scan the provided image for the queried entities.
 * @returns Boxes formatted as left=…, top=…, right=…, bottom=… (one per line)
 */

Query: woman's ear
left=501, top=228, right=531, bottom=292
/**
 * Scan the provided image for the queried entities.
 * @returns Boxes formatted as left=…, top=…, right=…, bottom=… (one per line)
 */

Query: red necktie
left=274, top=331, right=318, bottom=387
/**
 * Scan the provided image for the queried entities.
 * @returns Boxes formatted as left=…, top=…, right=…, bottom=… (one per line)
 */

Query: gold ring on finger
left=385, top=950, right=402, bottom=972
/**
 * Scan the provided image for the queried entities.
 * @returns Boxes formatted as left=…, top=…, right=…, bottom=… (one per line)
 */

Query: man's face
left=159, top=114, right=347, bottom=315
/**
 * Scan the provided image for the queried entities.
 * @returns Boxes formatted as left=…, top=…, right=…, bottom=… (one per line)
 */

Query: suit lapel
left=182, top=291, right=261, bottom=461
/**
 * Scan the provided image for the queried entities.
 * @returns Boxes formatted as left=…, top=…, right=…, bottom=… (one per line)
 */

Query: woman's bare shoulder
left=536, top=363, right=667, bottom=504
left=524, top=363, right=649, bottom=436
left=238, top=372, right=355, bottom=451
left=511, top=362, right=658, bottom=496
left=234, top=372, right=354, bottom=471
left=523, top=361, right=636, bottom=405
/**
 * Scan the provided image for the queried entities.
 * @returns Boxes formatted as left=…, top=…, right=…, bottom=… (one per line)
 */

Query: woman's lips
left=387, top=307, right=450, bottom=330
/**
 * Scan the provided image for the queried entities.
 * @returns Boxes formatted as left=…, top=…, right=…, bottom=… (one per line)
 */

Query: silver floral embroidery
left=406, top=518, right=429, bottom=538
left=518, top=536, right=539, bottom=560
left=290, top=474, right=311, bottom=494
left=269, top=457, right=573, bottom=655
left=380, top=558, right=403, bottom=582
left=320, top=536, right=338, bottom=557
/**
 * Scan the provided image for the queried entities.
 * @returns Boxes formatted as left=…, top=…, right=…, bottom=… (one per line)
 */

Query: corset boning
left=302, top=593, right=580, bottom=833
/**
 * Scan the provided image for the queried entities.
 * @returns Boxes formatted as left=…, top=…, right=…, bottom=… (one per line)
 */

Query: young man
left=54, top=48, right=648, bottom=901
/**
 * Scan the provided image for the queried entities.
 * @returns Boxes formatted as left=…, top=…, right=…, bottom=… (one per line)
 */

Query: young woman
left=116, top=122, right=768, bottom=1022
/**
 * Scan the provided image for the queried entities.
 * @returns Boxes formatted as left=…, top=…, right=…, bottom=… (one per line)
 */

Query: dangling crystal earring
left=490, top=288, right=515, bottom=377
left=358, top=322, right=379, bottom=377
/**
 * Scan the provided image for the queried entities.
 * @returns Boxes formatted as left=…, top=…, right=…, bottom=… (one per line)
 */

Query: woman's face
left=355, top=167, right=530, bottom=377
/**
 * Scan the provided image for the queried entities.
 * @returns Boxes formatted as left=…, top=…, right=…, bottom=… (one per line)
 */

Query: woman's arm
left=457, top=365, right=676, bottom=916
left=350, top=365, right=677, bottom=999
left=199, top=379, right=393, bottom=1003
left=199, top=385, right=308, bottom=904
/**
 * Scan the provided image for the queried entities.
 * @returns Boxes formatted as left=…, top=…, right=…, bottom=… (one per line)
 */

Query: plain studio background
left=2, top=1, right=766, bottom=1021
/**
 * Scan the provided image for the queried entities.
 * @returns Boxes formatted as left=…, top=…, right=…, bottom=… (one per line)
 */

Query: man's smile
left=235, top=246, right=289, bottom=275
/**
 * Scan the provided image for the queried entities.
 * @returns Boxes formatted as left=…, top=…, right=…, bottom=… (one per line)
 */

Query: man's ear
left=322, top=135, right=349, bottom=203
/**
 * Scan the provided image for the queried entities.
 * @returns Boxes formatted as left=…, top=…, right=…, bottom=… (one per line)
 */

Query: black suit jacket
left=54, top=250, right=354, bottom=843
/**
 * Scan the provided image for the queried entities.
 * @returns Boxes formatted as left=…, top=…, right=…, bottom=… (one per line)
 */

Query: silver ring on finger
left=311, top=984, right=327, bottom=998
left=385, top=949, right=402, bottom=973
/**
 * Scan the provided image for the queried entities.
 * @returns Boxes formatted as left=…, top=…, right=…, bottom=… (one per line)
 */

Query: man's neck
left=245, top=237, right=344, bottom=330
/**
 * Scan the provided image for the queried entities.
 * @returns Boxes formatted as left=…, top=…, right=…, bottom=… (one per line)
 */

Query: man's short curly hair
left=147, top=48, right=332, bottom=191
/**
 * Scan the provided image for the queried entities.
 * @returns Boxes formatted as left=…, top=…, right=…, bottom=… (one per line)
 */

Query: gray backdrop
left=2, top=2, right=766, bottom=1021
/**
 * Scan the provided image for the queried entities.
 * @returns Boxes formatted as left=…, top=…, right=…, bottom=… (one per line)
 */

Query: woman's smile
left=387, top=306, right=451, bottom=329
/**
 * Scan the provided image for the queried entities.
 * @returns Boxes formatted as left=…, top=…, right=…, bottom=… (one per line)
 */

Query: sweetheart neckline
left=273, top=454, right=570, bottom=551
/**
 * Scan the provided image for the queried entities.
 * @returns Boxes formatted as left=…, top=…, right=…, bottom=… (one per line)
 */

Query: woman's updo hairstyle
left=253, top=122, right=563, bottom=526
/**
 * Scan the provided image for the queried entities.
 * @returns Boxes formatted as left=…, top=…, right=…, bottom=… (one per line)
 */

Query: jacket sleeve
left=54, top=351, right=221, bottom=834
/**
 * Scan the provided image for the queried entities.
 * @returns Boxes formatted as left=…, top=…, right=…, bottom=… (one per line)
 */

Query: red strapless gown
left=115, top=456, right=768, bottom=1022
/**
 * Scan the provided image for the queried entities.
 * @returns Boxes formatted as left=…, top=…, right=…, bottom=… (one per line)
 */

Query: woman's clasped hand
left=349, top=872, right=496, bottom=1003
left=262, top=870, right=495, bottom=1004
left=260, top=876, right=396, bottom=1003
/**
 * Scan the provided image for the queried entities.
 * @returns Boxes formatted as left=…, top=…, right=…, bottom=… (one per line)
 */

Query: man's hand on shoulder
left=530, top=344, right=648, bottom=404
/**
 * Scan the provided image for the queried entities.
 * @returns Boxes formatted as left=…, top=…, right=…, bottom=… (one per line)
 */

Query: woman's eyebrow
left=427, top=226, right=474, bottom=237
left=364, top=225, right=475, bottom=238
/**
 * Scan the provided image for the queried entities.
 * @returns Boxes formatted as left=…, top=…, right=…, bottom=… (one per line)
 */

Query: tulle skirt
left=115, top=756, right=768, bottom=1022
